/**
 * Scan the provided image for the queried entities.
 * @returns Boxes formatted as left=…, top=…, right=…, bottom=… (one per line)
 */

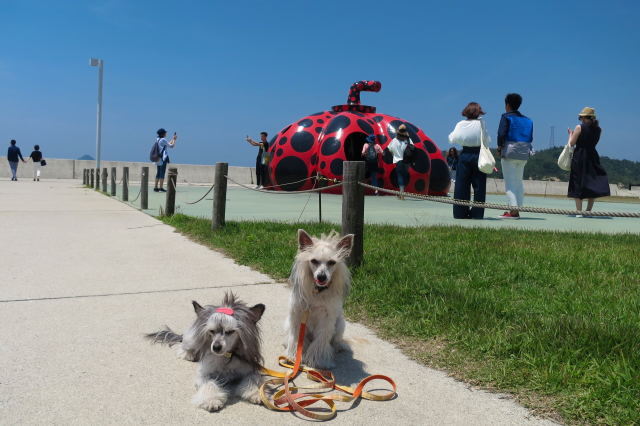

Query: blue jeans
left=395, top=162, right=409, bottom=188
left=156, top=162, right=167, bottom=179
left=453, top=147, right=487, bottom=219
left=9, top=161, right=18, bottom=179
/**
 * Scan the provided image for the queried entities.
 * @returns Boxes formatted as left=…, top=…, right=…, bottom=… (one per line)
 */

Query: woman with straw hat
left=566, top=107, right=610, bottom=215
left=387, top=124, right=414, bottom=199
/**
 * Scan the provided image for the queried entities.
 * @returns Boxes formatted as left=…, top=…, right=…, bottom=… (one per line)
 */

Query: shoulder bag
left=478, top=121, right=495, bottom=174
left=557, top=142, right=574, bottom=171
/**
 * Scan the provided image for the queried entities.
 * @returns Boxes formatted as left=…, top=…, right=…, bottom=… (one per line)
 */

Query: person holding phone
left=246, top=132, right=269, bottom=188
left=154, top=128, right=177, bottom=192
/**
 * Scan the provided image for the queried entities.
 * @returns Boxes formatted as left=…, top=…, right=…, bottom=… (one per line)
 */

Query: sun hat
left=578, top=107, right=596, bottom=118
left=366, top=134, right=376, bottom=144
left=157, top=128, right=167, bottom=137
left=397, top=124, right=409, bottom=136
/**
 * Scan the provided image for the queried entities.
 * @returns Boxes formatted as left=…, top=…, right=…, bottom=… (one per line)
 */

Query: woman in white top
left=448, top=102, right=491, bottom=219
left=387, top=124, right=414, bottom=199
left=154, top=128, right=177, bottom=192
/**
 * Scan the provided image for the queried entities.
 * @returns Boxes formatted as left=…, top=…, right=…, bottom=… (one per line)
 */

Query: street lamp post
left=90, top=58, right=104, bottom=170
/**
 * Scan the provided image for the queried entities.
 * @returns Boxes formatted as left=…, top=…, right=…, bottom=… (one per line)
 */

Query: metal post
left=341, top=161, right=365, bottom=267
left=122, top=167, right=129, bottom=201
left=212, top=162, right=228, bottom=229
left=90, top=58, right=104, bottom=171
left=82, top=169, right=86, bottom=185
left=90, top=169, right=94, bottom=187
left=95, top=168, right=100, bottom=189
left=110, top=167, right=116, bottom=196
left=102, top=168, right=108, bottom=192
left=165, top=168, right=178, bottom=216
left=141, top=166, right=149, bottom=209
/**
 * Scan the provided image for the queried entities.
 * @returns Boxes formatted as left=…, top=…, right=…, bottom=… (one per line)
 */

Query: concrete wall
left=0, top=157, right=255, bottom=184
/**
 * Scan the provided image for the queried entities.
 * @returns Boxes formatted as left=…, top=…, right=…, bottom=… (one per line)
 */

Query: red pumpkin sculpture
left=266, top=81, right=450, bottom=195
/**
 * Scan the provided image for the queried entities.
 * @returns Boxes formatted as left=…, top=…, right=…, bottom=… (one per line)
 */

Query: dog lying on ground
left=146, top=292, right=265, bottom=412
left=284, top=229, right=354, bottom=369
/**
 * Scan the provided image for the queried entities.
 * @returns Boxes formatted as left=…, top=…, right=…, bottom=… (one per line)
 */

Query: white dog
left=146, top=292, right=265, bottom=412
left=284, top=229, right=354, bottom=369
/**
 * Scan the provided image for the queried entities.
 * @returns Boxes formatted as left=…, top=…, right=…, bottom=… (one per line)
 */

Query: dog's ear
left=298, top=229, right=314, bottom=251
left=192, top=300, right=204, bottom=314
left=249, top=304, right=266, bottom=322
left=336, top=234, right=354, bottom=257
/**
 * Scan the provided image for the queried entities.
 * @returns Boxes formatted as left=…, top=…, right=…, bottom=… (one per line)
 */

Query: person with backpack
left=151, top=128, right=177, bottom=192
left=361, top=134, right=383, bottom=194
left=387, top=124, right=414, bottom=200
left=497, top=93, right=533, bottom=219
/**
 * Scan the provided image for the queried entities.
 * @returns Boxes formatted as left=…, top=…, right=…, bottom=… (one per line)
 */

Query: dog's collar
left=313, top=284, right=329, bottom=294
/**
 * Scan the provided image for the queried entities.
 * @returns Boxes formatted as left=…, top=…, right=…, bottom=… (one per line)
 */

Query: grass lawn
left=161, top=214, right=640, bottom=424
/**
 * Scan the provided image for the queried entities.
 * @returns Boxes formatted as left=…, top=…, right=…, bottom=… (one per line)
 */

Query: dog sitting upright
left=284, top=229, right=354, bottom=369
left=146, top=292, right=265, bottom=412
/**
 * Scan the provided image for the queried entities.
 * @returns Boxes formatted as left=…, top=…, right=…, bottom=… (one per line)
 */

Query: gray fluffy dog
left=146, top=292, right=265, bottom=412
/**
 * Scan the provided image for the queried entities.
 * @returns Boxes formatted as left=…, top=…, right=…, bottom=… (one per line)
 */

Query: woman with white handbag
left=448, top=102, right=492, bottom=219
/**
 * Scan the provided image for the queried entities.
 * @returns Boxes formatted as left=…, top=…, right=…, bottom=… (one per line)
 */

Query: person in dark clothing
left=246, top=131, right=270, bottom=188
left=7, top=140, right=26, bottom=181
left=445, top=147, right=459, bottom=182
left=566, top=107, right=609, bottom=215
left=29, top=145, right=44, bottom=181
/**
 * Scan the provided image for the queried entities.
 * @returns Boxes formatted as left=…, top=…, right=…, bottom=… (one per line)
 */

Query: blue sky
left=2, top=0, right=639, bottom=166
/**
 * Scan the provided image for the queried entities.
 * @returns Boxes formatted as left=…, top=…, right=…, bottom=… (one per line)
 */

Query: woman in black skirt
left=566, top=107, right=609, bottom=214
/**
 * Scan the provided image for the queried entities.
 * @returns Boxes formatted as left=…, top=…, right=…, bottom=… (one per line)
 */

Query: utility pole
left=90, top=58, right=104, bottom=170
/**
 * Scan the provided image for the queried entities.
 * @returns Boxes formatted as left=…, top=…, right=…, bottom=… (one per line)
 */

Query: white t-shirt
left=387, top=138, right=413, bottom=164
left=156, top=138, right=173, bottom=165
left=448, top=119, right=491, bottom=147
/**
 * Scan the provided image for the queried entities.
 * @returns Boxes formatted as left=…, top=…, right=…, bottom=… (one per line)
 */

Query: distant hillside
left=78, top=154, right=95, bottom=161
left=444, top=147, right=640, bottom=186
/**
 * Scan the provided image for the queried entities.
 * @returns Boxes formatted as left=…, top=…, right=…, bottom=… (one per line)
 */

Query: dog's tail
left=145, top=326, right=183, bottom=347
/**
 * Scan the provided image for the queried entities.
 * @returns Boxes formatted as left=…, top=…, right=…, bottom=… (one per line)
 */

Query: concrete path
left=0, top=179, right=557, bottom=425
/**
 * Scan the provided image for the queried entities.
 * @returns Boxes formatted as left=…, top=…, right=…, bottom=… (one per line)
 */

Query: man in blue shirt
left=497, top=94, right=533, bottom=219
left=7, top=139, right=26, bottom=181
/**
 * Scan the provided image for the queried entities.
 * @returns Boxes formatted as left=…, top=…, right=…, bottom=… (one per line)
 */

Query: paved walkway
left=1, top=179, right=557, bottom=425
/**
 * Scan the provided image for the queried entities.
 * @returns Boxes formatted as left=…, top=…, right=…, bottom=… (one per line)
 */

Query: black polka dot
left=325, top=115, right=351, bottom=134
left=315, top=127, right=323, bottom=134
left=415, top=179, right=425, bottom=192
left=325, top=115, right=331, bottom=119
left=383, top=148, right=393, bottom=164
left=276, top=148, right=283, bottom=156
left=330, top=158, right=343, bottom=176
left=423, top=139, right=438, bottom=154
left=291, top=131, right=314, bottom=152
left=373, top=116, right=384, bottom=123
left=298, top=119, right=313, bottom=127
left=275, top=156, right=309, bottom=191
left=428, top=159, right=451, bottom=193
left=411, top=148, right=430, bottom=174
left=350, top=111, right=365, bottom=117
left=357, top=119, right=374, bottom=134
left=278, top=137, right=288, bottom=146
left=320, top=161, right=326, bottom=169
left=377, top=134, right=388, bottom=144
left=405, top=122, right=420, bottom=134
left=317, top=119, right=325, bottom=124
left=321, top=137, right=341, bottom=156
left=280, top=125, right=291, bottom=135
left=310, top=154, right=318, bottom=165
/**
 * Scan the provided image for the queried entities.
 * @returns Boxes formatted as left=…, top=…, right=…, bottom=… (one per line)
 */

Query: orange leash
left=259, top=311, right=397, bottom=420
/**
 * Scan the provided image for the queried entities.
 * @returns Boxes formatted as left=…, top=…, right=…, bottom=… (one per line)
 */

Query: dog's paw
left=192, top=382, right=227, bottom=412
left=176, top=346, right=197, bottom=362
left=242, top=387, right=262, bottom=405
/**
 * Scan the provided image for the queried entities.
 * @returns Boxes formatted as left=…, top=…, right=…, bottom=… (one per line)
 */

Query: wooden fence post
left=95, top=168, right=100, bottom=189
left=141, top=167, right=149, bottom=209
left=82, top=169, right=86, bottom=185
left=122, top=167, right=129, bottom=201
left=110, top=167, right=116, bottom=196
left=102, top=168, right=108, bottom=192
left=212, top=162, right=228, bottom=229
left=90, top=169, right=94, bottom=187
left=341, top=161, right=365, bottom=267
left=165, top=168, right=178, bottom=216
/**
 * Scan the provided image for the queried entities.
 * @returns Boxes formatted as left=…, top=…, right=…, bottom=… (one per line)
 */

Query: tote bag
left=478, top=121, right=495, bottom=174
left=557, top=142, right=574, bottom=171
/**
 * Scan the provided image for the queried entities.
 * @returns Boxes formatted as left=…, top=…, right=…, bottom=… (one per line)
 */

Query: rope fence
left=224, top=175, right=344, bottom=194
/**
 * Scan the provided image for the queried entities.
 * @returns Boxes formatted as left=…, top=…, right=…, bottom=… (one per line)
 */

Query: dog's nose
left=212, top=342, right=222, bottom=352
left=317, top=273, right=327, bottom=283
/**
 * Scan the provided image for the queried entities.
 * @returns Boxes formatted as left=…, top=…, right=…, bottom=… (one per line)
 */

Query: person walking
left=29, top=145, right=44, bottom=181
left=7, top=140, right=26, bottom=181
left=566, top=107, right=609, bottom=215
left=246, top=132, right=269, bottom=188
left=448, top=102, right=490, bottom=219
left=445, top=147, right=459, bottom=183
left=154, top=128, right=177, bottom=192
left=387, top=124, right=414, bottom=199
left=497, top=93, right=533, bottom=219
left=361, top=134, right=383, bottom=194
